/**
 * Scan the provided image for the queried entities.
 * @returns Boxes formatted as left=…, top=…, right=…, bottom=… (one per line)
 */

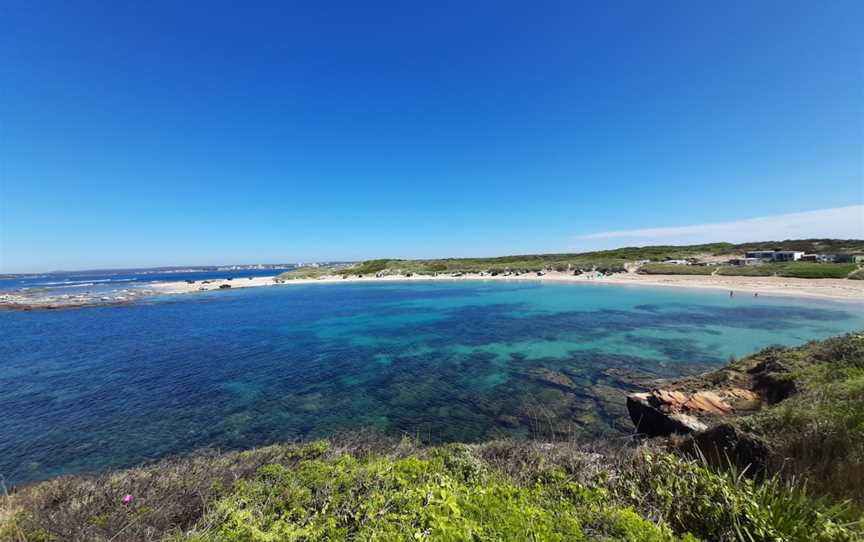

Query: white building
left=744, top=250, right=804, bottom=262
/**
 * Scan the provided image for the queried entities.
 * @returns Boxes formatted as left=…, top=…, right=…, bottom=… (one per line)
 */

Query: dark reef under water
left=1, top=280, right=861, bottom=485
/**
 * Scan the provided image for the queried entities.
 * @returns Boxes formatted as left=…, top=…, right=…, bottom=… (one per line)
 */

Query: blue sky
left=1, top=1, right=862, bottom=272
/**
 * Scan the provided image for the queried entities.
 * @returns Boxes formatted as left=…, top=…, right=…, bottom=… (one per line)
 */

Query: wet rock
left=590, top=384, right=632, bottom=430
left=523, top=368, right=577, bottom=391
left=496, top=415, right=521, bottom=428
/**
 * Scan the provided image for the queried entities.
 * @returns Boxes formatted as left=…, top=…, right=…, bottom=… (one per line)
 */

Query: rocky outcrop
left=627, top=388, right=760, bottom=436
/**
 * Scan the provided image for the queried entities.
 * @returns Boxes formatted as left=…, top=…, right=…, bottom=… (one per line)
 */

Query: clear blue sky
left=2, top=1, right=862, bottom=272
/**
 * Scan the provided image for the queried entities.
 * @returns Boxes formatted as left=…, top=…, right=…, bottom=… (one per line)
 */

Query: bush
left=344, top=259, right=393, bottom=275
left=181, top=445, right=689, bottom=542
left=716, top=265, right=775, bottom=276
left=737, top=333, right=864, bottom=501
left=639, top=264, right=718, bottom=275
left=776, top=263, right=857, bottom=279
left=6, top=436, right=863, bottom=542
left=717, top=263, right=858, bottom=278
left=425, top=262, right=448, bottom=272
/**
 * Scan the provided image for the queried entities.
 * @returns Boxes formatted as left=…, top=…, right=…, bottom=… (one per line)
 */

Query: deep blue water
left=1, top=280, right=862, bottom=485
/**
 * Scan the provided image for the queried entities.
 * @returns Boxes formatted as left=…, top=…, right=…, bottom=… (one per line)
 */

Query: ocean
left=1, top=279, right=862, bottom=485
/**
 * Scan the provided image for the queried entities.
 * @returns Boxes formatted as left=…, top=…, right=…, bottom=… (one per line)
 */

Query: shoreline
left=147, top=271, right=864, bottom=302
left=3, top=272, right=861, bottom=311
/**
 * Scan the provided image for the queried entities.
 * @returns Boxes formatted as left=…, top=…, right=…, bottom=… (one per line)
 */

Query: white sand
left=148, top=271, right=864, bottom=302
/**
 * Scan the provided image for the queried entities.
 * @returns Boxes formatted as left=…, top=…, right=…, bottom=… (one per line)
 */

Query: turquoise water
left=1, top=280, right=862, bottom=485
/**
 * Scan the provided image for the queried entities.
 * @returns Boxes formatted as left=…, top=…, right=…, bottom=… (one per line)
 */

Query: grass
left=638, top=264, right=718, bottom=275
left=735, top=332, right=864, bottom=502
left=717, top=263, right=858, bottom=278
left=619, top=451, right=860, bottom=542
left=715, top=265, right=776, bottom=277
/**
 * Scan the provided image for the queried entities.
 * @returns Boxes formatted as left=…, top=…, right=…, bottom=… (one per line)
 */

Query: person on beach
left=730, top=291, right=734, bottom=297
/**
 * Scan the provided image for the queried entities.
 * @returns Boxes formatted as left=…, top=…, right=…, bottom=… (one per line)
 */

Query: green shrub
left=716, top=265, right=774, bottom=276
left=735, top=334, right=864, bottom=501
left=181, top=446, right=690, bottom=542
left=425, top=262, right=449, bottom=272
left=717, top=263, right=858, bottom=278
left=344, top=259, right=393, bottom=275
left=639, top=264, right=717, bottom=275
left=776, top=263, right=857, bottom=279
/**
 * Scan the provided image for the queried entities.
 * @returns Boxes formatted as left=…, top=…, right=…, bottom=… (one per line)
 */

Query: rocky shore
left=624, top=332, right=864, bottom=480
left=0, top=289, right=145, bottom=311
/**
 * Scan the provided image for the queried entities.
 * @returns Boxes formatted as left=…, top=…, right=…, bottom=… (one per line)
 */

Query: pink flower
left=122, top=494, right=134, bottom=505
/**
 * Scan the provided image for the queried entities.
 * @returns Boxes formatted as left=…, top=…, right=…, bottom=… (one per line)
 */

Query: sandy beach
left=148, top=271, right=864, bottom=302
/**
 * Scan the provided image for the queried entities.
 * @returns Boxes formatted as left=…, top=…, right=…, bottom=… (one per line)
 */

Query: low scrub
left=639, top=264, right=717, bottom=275
left=4, top=436, right=862, bottom=541
left=776, top=263, right=857, bottom=279
left=737, top=332, right=864, bottom=502
left=618, top=451, right=860, bottom=542
left=179, top=444, right=688, bottom=542
left=341, top=259, right=394, bottom=276
left=717, top=263, right=857, bottom=278
left=716, top=265, right=775, bottom=277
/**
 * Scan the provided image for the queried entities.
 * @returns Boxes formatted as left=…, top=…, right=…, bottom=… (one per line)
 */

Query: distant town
left=0, top=262, right=354, bottom=278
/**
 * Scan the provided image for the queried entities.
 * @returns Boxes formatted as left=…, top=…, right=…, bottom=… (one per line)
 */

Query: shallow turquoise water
left=1, top=280, right=862, bottom=485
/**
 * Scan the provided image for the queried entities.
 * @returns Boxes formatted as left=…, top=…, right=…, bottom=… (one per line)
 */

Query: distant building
left=663, top=259, right=690, bottom=265
left=745, top=250, right=776, bottom=260
left=744, top=250, right=804, bottom=262
left=832, top=254, right=864, bottom=264
left=772, top=251, right=804, bottom=262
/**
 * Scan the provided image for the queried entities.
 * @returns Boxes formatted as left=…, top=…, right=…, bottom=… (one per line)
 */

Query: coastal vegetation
left=638, top=264, right=718, bottom=275
left=275, top=239, right=864, bottom=281
left=4, top=332, right=864, bottom=541
left=733, top=332, right=864, bottom=501
left=716, top=263, right=858, bottom=279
